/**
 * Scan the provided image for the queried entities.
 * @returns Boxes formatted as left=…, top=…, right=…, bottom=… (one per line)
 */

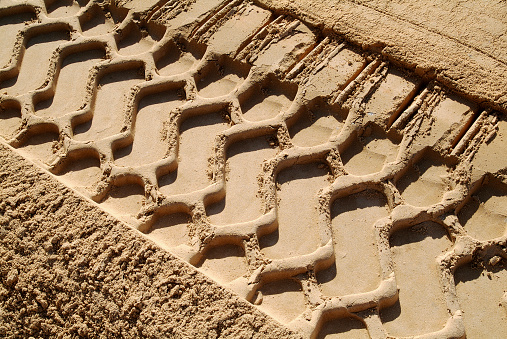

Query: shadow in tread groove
left=147, top=212, right=191, bottom=249
left=381, top=221, right=451, bottom=336
left=101, top=183, right=145, bottom=216
left=117, top=22, right=165, bottom=56
left=158, top=111, right=229, bottom=196
left=0, top=11, right=36, bottom=67
left=341, top=125, right=399, bottom=176
left=113, top=87, right=185, bottom=167
left=206, top=134, right=278, bottom=225
left=260, top=162, right=330, bottom=259
left=454, top=262, right=507, bottom=338
left=240, top=75, right=296, bottom=122
left=458, top=176, right=507, bottom=241
left=35, top=49, right=106, bottom=118
left=46, top=0, right=88, bottom=18
left=195, top=57, right=250, bottom=98
left=79, top=4, right=116, bottom=37
left=197, top=244, right=249, bottom=284
left=289, top=99, right=346, bottom=147
left=317, top=316, right=369, bottom=339
left=256, top=279, right=306, bottom=324
left=19, top=130, right=60, bottom=161
left=58, top=156, right=101, bottom=188
left=155, top=40, right=205, bottom=77
left=395, top=149, right=450, bottom=207
left=73, top=68, right=144, bottom=141
left=0, top=103, right=22, bottom=138
left=317, top=190, right=387, bottom=297
left=1, top=31, right=70, bottom=96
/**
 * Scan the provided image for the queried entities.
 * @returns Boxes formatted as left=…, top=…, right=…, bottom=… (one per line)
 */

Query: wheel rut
left=0, top=1, right=505, bottom=338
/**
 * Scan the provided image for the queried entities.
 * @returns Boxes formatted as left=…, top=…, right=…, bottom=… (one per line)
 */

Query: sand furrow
left=0, top=1, right=505, bottom=338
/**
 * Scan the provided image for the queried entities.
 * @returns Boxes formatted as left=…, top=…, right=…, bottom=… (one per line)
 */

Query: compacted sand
left=0, top=0, right=506, bottom=338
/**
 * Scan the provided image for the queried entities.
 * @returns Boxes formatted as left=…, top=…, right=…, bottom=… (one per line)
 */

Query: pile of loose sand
left=0, top=0, right=505, bottom=338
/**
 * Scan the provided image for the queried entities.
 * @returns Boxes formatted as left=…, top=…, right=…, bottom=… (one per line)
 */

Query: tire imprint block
left=0, top=1, right=505, bottom=338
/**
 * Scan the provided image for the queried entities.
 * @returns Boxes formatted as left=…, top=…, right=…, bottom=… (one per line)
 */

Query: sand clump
left=0, top=0, right=506, bottom=338
left=0, top=144, right=299, bottom=338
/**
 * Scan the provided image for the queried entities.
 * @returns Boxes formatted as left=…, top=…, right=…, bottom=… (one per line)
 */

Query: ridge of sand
left=0, top=142, right=300, bottom=338
left=1, top=0, right=506, bottom=338
left=254, top=0, right=507, bottom=115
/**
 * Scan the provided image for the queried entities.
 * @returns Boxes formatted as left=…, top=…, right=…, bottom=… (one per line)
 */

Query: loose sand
left=0, top=0, right=506, bottom=338
left=0, top=144, right=299, bottom=338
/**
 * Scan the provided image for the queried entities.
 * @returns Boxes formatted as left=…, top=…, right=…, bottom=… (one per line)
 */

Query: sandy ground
left=255, top=0, right=507, bottom=114
left=0, top=144, right=300, bottom=338
left=0, top=0, right=506, bottom=338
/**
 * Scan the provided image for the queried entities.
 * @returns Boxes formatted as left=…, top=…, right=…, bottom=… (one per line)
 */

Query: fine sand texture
left=0, top=144, right=300, bottom=338
left=1, top=0, right=506, bottom=338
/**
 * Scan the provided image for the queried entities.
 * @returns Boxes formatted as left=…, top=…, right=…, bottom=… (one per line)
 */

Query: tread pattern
left=0, top=0, right=506, bottom=338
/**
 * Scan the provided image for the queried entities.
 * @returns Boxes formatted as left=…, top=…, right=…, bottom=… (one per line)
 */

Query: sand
left=255, top=0, right=507, bottom=114
left=0, top=0, right=506, bottom=338
left=0, top=144, right=299, bottom=338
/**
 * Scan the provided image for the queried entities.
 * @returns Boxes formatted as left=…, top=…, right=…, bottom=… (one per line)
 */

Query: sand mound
left=1, top=0, right=506, bottom=338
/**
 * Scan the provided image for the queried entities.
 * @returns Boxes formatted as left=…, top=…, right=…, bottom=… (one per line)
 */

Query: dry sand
left=0, top=144, right=299, bottom=338
left=0, top=0, right=506, bottom=338
left=255, top=0, right=507, bottom=114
